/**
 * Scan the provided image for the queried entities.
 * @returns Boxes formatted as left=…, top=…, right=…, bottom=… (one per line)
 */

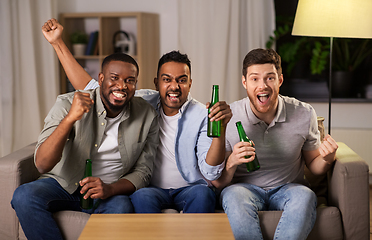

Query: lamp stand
left=328, top=37, right=333, bottom=135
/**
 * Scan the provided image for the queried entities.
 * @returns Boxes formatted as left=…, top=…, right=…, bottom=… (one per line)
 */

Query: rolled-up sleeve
left=197, top=119, right=225, bottom=181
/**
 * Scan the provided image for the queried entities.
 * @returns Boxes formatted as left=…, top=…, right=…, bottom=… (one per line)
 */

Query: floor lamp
left=291, top=0, right=372, bottom=135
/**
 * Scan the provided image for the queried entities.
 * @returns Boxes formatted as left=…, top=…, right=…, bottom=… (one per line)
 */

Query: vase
left=72, top=44, right=86, bottom=56
left=332, top=71, right=353, bottom=98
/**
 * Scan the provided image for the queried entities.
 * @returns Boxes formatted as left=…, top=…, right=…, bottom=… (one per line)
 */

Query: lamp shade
left=292, top=0, right=372, bottom=38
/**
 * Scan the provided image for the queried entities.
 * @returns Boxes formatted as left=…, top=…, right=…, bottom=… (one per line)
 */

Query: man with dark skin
left=11, top=39, right=159, bottom=240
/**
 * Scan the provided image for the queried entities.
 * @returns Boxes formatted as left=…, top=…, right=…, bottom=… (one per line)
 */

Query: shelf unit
left=59, top=12, right=159, bottom=93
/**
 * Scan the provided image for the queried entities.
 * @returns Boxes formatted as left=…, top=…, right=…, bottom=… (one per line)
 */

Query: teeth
left=258, top=93, right=269, bottom=103
left=112, top=92, right=124, bottom=98
left=168, top=93, right=179, bottom=97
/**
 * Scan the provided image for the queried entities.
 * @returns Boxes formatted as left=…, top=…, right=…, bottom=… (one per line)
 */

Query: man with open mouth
left=212, top=48, right=338, bottom=240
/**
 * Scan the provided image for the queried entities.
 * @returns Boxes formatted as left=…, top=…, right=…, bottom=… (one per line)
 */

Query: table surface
left=78, top=213, right=234, bottom=240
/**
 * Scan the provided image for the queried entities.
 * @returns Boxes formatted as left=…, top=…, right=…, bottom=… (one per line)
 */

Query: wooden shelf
left=59, top=12, right=159, bottom=93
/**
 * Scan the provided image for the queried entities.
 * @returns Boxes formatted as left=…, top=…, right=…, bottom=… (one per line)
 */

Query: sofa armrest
left=328, top=142, right=369, bottom=240
left=0, top=142, right=40, bottom=239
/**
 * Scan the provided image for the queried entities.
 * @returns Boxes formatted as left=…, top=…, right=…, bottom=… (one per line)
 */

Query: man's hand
left=80, top=177, right=113, bottom=200
left=226, top=141, right=256, bottom=171
left=42, top=18, right=63, bottom=45
left=319, top=134, right=338, bottom=164
left=206, top=101, right=232, bottom=127
left=65, top=92, right=94, bottom=123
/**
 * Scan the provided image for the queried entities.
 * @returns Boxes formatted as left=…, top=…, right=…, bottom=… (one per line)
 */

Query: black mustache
left=166, top=90, right=182, bottom=95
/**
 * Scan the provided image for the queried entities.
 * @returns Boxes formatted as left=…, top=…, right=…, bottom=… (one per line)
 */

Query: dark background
left=274, top=0, right=372, bottom=102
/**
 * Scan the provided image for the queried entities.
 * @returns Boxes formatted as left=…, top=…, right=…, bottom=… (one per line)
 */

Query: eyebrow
left=160, top=73, right=188, bottom=79
left=248, top=72, right=276, bottom=77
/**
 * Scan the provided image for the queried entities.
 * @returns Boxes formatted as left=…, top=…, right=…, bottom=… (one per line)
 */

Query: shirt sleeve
left=197, top=116, right=225, bottom=181
left=35, top=95, right=71, bottom=160
left=85, top=79, right=99, bottom=90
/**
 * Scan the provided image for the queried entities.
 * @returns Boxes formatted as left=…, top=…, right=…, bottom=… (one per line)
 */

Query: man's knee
left=189, top=185, right=215, bottom=201
left=12, top=183, right=37, bottom=210
left=100, top=195, right=133, bottom=213
left=130, top=187, right=158, bottom=203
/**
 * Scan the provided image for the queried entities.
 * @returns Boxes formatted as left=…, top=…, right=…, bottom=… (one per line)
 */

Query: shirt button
left=265, top=131, right=269, bottom=134
left=101, top=122, right=105, bottom=126
left=95, top=144, right=98, bottom=147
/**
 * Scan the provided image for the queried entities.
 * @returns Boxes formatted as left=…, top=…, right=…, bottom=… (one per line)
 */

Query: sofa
left=0, top=141, right=369, bottom=240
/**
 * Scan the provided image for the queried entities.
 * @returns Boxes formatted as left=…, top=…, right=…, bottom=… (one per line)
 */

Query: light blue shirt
left=86, top=80, right=224, bottom=185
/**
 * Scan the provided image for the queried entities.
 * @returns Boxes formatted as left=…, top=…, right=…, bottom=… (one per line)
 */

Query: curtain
left=178, top=0, right=275, bottom=104
left=0, top=0, right=59, bottom=157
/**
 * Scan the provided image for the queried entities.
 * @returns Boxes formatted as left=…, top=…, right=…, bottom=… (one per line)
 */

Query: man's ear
left=242, top=75, right=247, bottom=90
left=279, top=74, right=284, bottom=87
left=98, top=72, right=104, bottom=86
left=154, top=77, right=159, bottom=91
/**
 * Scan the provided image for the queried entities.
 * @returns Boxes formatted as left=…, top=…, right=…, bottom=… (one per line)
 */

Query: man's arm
left=205, top=101, right=232, bottom=166
left=212, top=141, right=256, bottom=189
left=303, top=134, right=338, bottom=175
left=42, top=18, right=91, bottom=90
left=35, top=92, right=94, bottom=173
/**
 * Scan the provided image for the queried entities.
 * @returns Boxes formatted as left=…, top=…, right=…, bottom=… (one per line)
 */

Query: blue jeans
left=11, top=178, right=133, bottom=240
left=130, top=184, right=216, bottom=213
left=220, top=183, right=317, bottom=240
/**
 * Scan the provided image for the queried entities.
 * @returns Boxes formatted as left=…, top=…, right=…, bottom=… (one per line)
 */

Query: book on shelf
left=85, top=31, right=99, bottom=56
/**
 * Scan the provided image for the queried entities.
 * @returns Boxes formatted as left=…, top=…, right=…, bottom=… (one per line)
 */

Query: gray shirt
left=226, top=95, right=320, bottom=190
left=36, top=88, right=159, bottom=194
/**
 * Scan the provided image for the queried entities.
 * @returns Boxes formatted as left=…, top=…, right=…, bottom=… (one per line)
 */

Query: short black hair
left=242, top=48, right=282, bottom=77
left=101, top=52, right=139, bottom=76
left=157, top=51, right=191, bottom=77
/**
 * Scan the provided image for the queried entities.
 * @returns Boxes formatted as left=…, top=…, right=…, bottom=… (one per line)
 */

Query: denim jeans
left=130, top=184, right=216, bottom=213
left=220, top=183, right=317, bottom=240
left=11, top=178, right=133, bottom=240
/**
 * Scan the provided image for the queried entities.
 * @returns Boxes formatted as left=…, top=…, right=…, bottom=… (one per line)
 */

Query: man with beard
left=11, top=50, right=159, bottom=239
left=212, top=48, right=338, bottom=240
left=41, top=18, right=231, bottom=213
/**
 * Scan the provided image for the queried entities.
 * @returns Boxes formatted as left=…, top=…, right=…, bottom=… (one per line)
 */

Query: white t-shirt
left=150, top=108, right=190, bottom=189
left=92, top=111, right=124, bottom=184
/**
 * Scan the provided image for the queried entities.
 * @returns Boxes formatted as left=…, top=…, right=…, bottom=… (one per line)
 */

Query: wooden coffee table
left=78, top=213, right=234, bottom=240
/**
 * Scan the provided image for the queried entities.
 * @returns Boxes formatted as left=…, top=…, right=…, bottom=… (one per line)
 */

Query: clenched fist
left=65, top=91, right=94, bottom=123
left=42, top=18, right=63, bottom=45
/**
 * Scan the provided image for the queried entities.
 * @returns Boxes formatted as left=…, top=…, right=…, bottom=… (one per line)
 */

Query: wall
left=310, top=102, right=372, bottom=170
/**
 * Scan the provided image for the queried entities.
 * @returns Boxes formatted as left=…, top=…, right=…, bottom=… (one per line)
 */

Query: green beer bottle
left=80, top=159, right=93, bottom=209
left=207, top=85, right=221, bottom=137
left=236, top=121, right=260, bottom=172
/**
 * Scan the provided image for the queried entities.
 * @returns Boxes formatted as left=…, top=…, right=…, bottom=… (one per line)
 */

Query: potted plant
left=70, top=31, right=88, bottom=56
left=266, top=16, right=330, bottom=77
left=332, top=38, right=372, bottom=97
left=267, top=16, right=372, bottom=98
